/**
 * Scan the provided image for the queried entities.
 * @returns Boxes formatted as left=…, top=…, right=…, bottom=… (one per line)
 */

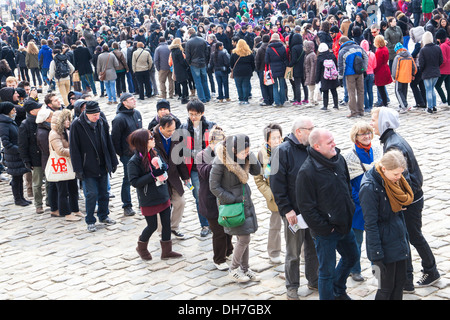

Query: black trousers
left=323, top=88, right=338, bottom=108
left=10, top=174, right=24, bottom=201
left=115, top=72, right=127, bottom=96
left=375, top=259, right=407, bottom=300
left=135, top=70, right=152, bottom=100
left=377, top=85, right=388, bottom=106
left=207, top=218, right=234, bottom=264
left=56, top=179, right=79, bottom=216
left=140, top=206, right=171, bottom=242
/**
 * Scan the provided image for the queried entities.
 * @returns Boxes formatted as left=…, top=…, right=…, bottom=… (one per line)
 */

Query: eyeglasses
left=356, top=132, right=373, bottom=137
left=299, top=126, right=315, bottom=131
left=188, top=112, right=202, bottom=118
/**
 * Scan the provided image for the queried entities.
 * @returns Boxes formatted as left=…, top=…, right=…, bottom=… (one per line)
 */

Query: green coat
left=422, top=0, right=435, bottom=13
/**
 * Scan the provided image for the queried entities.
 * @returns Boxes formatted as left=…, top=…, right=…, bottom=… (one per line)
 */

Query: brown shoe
left=36, top=207, right=44, bottom=214
left=136, top=238, right=152, bottom=260
left=51, top=210, right=60, bottom=217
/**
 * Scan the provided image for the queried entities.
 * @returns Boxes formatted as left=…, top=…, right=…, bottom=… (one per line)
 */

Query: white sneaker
left=214, top=262, right=229, bottom=271
left=269, top=256, right=282, bottom=264
left=244, top=268, right=261, bottom=282
left=228, top=268, right=250, bottom=282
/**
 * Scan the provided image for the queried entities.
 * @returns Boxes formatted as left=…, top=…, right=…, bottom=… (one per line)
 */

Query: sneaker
left=171, top=230, right=186, bottom=240
left=200, top=226, right=211, bottom=237
left=339, top=100, right=348, bottom=106
left=287, top=288, right=299, bottom=300
left=244, top=268, right=261, bottom=281
left=100, top=217, right=116, bottom=225
left=416, top=271, right=440, bottom=287
left=433, top=107, right=437, bottom=113
left=427, top=108, right=433, bottom=114
left=399, top=108, right=407, bottom=114
left=214, top=262, right=229, bottom=271
left=269, top=256, right=282, bottom=264
left=87, top=224, right=97, bottom=232
left=228, top=268, right=250, bottom=283
left=123, top=206, right=136, bottom=216
left=403, top=282, right=415, bottom=293
left=302, top=100, right=308, bottom=104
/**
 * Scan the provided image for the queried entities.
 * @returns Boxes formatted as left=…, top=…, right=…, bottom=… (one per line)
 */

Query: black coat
left=127, top=150, right=170, bottom=208
left=69, top=112, right=118, bottom=178
left=196, top=146, right=218, bottom=220
left=316, top=50, right=340, bottom=91
left=265, top=41, right=288, bottom=78
left=185, top=34, right=209, bottom=68
left=288, top=33, right=305, bottom=79
left=148, top=113, right=181, bottom=131
left=296, top=147, right=355, bottom=237
left=73, top=46, right=93, bottom=75
left=36, top=122, right=51, bottom=168
left=270, top=133, right=309, bottom=217
left=171, top=47, right=190, bottom=83
left=229, top=52, right=255, bottom=78
left=419, top=43, right=443, bottom=80
left=0, top=114, right=29, bottom=176
left=111, top=103, right=143, bottom=157
left=317, top=30, right=333, bottom=49
left=18, top=113, right=41, bottom=167
left=359, top=166, right=410, bottom=264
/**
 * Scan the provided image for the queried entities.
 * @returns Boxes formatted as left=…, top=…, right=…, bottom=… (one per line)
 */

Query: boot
left=190, top=88, right=196, bottom=97
left=136, top=238, right=152, bottom=260
left=160, top=240, right=182, bottom=260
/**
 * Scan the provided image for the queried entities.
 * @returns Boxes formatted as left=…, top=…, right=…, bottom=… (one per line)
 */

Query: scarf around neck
left=375, top=163, right=413, bottom=213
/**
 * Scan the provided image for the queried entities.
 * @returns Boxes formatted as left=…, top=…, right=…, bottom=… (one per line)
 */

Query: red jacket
left=374, top=46, right=393, bottom=86
left=332, top=32, right=342, bottom=59
left=439, top=39, right=450, bottom=75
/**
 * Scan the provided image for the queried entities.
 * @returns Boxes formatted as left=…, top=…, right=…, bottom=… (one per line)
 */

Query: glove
left=76, top=172, right=84, bottom=180
left=372, top=260, right=386, bottom=276
left=24, top=162, right=33, bottom=171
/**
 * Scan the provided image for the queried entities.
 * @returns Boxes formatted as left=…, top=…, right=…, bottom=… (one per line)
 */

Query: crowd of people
left=0, top=0, right=445, bottom=300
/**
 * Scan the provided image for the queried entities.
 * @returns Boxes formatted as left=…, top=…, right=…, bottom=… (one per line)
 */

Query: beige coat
left=49, top=109, right=72, bottom=157
left=254, top=143, right=278, bottom=212
left=132, top=47, right=153, bottom=73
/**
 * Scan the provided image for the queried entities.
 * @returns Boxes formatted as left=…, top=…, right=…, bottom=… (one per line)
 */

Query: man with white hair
left=295, top=128, right=358, bottom=300
left=270, top=117, right=319, bottom=300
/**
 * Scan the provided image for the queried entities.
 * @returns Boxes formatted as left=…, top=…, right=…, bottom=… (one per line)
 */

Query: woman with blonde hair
left=360, top=149, right=413, bottom=300
left=343, top=121, right=382, bottom=282
left=230, top=39, right=255, bottom=104
left=25, top=41, right=43, bottom=88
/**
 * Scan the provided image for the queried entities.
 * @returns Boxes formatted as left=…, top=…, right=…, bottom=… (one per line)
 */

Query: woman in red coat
left=373, top=35, right=392, bottom=106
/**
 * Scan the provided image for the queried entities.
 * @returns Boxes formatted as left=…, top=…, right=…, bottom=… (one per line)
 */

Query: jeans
left=82, top=172, right=110, bottom=225
left=343, top=76, right=348, bottom=103
left=273, top=77, right=286, bottom=106
left=120, top=155, right=132, bottom=208
left=126, top=71, right=135, bottom=93
left=215, top=70, right=229, bottom=99
left=190, top=170, right=208, bottom=228
left=364, top=73, right=374, bottom=110
left=104, top=80, right=117, bottom=102
left=350, top=228, right=364, bottom=274
left=190, top=66, right=211, bottom=103
left=234, top=76, right=251, bottom=102
left=41, top=67, right=53, bottom=87
left=80, top=73, right=97, bottom=95
left=435, top=74, right=450, bottom=104
left=423, top=77, right=438, bottom=110
left=313, top=230, right=359, bottom=300
left=413, top=13, right=422, bottom=27
left=377, top=86, right=390, bottom=105
left=375, top=259, right=407, bottom=300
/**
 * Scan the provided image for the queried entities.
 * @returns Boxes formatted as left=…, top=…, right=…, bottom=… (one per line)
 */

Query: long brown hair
left=128, top=128, right=156, bottom=172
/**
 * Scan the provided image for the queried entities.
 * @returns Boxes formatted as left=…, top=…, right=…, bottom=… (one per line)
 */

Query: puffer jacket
left=209, top=140, right=261, bottom=236
left=384, top=26, right=403, bottom=60
left=0, top=114, right=29, bottom=176
left=49, top=109, right=72, bottom=158
left=254, top=143, right=278, bottom=212
left=359, top=166, right=410, bottom=264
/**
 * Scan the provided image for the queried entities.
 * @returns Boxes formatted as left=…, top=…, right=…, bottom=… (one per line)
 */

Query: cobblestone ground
left=0, top=73, right=449, bottom=301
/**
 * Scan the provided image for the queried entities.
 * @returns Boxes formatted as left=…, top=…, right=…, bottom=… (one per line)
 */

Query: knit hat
left=436, top=28, right=447, bottom=42
left=0, top=101, right=15, bottom=115
left=85, top=100, right=101, bottom=114
left=36, top=107, right=51, bottom=124
left=120, top=92, right=133, bottom=102
left=270, top=33, right=280, bottom=42
left=23, top=99, right=43, bottom=113
left=156, top=99, right=171, bottom=111
left=0, top=87, right=16, bottom=103
left=394, top=42, right=404, bottom=52
left=318, top=43, right=329, bottom=53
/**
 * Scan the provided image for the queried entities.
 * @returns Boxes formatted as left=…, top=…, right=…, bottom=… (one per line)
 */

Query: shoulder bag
left=218, top=185, right=246, bottom=228
left=229, top=56, right=241, bottom=79
left=98, top=53, right=110, bottom=81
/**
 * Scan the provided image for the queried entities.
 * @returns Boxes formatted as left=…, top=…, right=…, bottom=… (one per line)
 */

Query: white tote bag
left=45, top=142, right=75, bottom=182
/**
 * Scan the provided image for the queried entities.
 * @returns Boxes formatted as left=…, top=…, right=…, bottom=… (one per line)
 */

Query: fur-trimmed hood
left=214, top=141, right=250, bottom=184
left=51, top=109, right=72, bottom=135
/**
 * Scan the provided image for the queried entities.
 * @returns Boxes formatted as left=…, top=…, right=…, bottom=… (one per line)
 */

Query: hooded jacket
left=209, top=139, right=261, bottom=236
left=0, top=113, right=29, bottom=176
left=18, top=113, right=41, bottom=167
left=360, top=40, right=377, bottom=74
left=304, top=40, right=317, bottom=86
left=38, top=45, right=53, bottom=69
left=438, top=38, right=450, bottom=75
left=287, top=33, right=305, bottom=78
left=49, top=109, right=72, bottom=158
left=265, top=40, right=288, bottom=78
left=111, top=103, right=143, bottom=157
left=338, top=40, right=368, bottom=78
left=391, top=48, right=417, bottom=83
left=418, top=42, right=443, bottom=80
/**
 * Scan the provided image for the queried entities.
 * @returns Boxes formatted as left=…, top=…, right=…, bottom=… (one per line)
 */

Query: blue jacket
left=338, top=40, right=368, bottom=78
left=359, top=166, right=410, bottom=264
left=38, top=45, right=53, bottom=69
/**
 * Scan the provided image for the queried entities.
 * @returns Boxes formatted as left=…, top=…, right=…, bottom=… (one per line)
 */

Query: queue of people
left=0, top=0, right=444, bottom=300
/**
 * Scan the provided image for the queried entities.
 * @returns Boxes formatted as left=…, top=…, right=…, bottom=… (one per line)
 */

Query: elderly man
left=296, top=128, right=358, bottom=300
left=270, top=117, right=319, bottom=300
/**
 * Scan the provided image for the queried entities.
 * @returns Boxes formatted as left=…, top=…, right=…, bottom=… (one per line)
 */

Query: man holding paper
left=270, top=117, right=319, bottom=300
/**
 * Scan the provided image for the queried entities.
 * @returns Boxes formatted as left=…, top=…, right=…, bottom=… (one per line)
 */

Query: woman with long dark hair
left=128, top=128, right=182, bottom=261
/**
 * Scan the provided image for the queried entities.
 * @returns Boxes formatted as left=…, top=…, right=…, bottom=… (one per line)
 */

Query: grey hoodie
left=378, top=107, right=399, bottom=136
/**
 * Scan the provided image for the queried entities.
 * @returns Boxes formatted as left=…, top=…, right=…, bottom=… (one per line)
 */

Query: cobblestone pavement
left=0, top=74, right=449, bottom=301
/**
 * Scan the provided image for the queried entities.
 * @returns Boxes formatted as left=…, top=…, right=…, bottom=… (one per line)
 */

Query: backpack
left=54, top=56, right=70, bottom=79
left=353, top=54, right=366, bottom=74
left=323, top=59, right=338, bottom=80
